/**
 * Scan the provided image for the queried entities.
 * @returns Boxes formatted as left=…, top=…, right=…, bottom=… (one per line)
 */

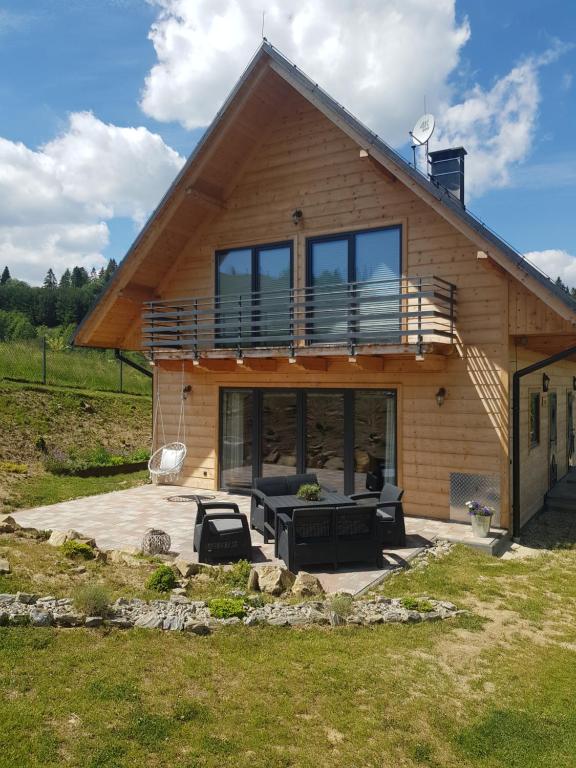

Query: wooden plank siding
left=147, top=85, right=511, bottom=524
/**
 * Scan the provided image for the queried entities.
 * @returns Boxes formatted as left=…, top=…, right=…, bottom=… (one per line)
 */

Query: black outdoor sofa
left=193, top=500, right=252, bottom=564
left=250, top=473, right=330, bottom=537
left=350, top=483, right=406, bottom=547
left=276, top=504, right=383, bottom=573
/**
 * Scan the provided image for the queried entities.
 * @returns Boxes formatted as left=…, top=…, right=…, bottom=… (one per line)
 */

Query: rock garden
left=0, top=513, right=461, bottom=632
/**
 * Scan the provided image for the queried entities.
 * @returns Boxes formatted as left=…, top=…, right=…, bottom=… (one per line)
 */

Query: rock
left=247, top=569, right=259, bottom=591
left=70, top=566, right=87, bottom=575
left=243, top=614, right=259, bottom=627
left=0, top=594, right=15, bottom=605
left=324, top=457, right=344, bottom=470
left=74, top=537, right=97, bottom=549
left=107, top=550, right=143, bottom=567
left=54, top=613, right=84, bottom=627
left=0, top=559, right=10, bottom=575
left=0, top=515, right=20, bottom=533
left=191, top=572, right=212, bottom=585
left=94, top=550, right=107, bottom=563
left=174, top=557, right=200, bottom=578
left=29, top=610, right=53, bottom=627
left=277, top=454, right=297, bottom=467
left=256, top=566, right=295, bottom=596
left=134, top=612, right=164, bottom=629
left=108, top=618, right=134, bottom=629
left=16, top=592, right=37, bottom=604
left=85, top=616, right=103, bottom=628
left=48, top=530, right=75, bottom=547
left=291, top=572, right=325, bottom=598
left=10, top=613, right=30, bottom=626
left=228, top=589, right=246, bottom=598
left=163, top=615, right=185, bottom=631
left=327, top=610, right=346, bottom=626
left=170, top=593, right=189, bottom=603
left=183, top=620, right=211, bottom=635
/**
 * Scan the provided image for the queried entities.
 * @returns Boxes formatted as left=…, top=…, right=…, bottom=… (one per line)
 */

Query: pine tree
left=104, top=258, right=118, bottom=282
left=90, top=267, right=97, bottom=281
left=71, top=266, right=89, bottom=288
left=43, top=268, right=57, bottom=289
left=59, top=269, right=72, bottom=288
left=0, top=266, right=10, bottom=284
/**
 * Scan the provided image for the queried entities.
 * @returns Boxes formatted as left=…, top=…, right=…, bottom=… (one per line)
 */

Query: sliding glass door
left=220, top=388, right=396, bottom=494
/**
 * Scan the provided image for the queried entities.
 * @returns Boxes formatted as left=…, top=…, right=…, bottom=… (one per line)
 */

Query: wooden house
left=74, top=42, right=576, bottom=537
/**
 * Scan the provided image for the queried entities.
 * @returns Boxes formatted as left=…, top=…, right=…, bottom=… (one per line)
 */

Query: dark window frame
left=305, top=224, right=403, bottom=287
left=218, top=386, right=397, bottom=494
left=529, top=390, right=540, bottom=449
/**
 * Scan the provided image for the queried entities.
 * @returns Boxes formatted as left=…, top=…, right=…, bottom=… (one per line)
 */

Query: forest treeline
left=0, top=261, right=117, bottom=343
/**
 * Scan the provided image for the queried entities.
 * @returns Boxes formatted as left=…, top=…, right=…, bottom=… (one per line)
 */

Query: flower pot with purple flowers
left=466, top=501, right=494, bottom=538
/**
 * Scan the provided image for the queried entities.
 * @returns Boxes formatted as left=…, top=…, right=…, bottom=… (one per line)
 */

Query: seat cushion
left=376, top=509, right=395, bottom=523
left=207, top=518, right=244, bottom=535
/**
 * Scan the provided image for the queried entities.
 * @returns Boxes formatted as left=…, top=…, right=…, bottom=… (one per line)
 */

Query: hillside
left=0, top=382, right=151, bottom=511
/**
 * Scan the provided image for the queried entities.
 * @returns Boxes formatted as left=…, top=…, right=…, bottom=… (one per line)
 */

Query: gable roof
left=74, top=41, right=576, bottom=348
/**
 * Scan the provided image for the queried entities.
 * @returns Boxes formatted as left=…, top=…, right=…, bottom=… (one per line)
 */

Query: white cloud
left=0, top=112, right=184, bottom=284
left=434, top=43, right=570, bottom=199
left=525, top=249, right=576, bottom=289
left=141, top=0, right=470, bottom=145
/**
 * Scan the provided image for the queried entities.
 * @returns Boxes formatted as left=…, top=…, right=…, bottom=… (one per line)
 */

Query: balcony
left=142, top=275, right=456, bottom=360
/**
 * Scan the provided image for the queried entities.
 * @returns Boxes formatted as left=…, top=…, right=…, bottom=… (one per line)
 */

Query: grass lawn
left=1, top=535, right=576, bottom=767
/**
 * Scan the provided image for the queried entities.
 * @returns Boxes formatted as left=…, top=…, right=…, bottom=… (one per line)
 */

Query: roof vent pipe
left=428, top=147, right=467, bottom=208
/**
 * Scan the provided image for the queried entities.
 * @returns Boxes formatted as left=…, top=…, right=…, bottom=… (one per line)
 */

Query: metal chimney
left=428, top=147, right=467, bottom=207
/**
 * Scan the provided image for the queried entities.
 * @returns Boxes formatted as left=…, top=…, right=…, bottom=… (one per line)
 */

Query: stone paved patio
left=12, top=483, right=507, bottom=594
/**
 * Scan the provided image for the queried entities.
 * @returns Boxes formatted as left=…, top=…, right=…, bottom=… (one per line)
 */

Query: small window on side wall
left=529, top=392, right=540, bottom=448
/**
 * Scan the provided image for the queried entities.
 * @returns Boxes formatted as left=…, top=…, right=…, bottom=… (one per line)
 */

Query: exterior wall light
left=542, top=373, right=550, bottom=393
left=435, top=387, right=446, bottom=406
left=292, top=208, right=303, bottom=225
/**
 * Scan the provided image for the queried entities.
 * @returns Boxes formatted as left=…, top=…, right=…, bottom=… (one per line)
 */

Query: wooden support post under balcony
left=236, top=358, right=277, bottom=371
left=347, top=355, right=383, bottom=371
left=288, top=356, right=328, bottom=371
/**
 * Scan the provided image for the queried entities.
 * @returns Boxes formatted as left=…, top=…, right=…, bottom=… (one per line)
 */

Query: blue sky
left=0, top=0, right=574, bottom=284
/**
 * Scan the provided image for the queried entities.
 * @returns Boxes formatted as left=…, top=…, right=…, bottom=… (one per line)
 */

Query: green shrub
left=220, top=559, right=252, bottom=590
left=326, top=593, right=354, bottom=618
left=146, top=564, right=177, bottom=592
left=74, top=585, right=110, bottom=616
left=61, top=540, right=95, bottom=560
left=400, top=597, right=435, bottom=612
left=296, top=483, right=322, bottom=501
left=208, top=597, right=246, bottom=619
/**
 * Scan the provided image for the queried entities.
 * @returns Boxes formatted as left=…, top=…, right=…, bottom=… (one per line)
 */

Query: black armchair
left=276, top=505, right=382, bottom=573
left=193, top=501, right=252, bottom=564
left=276, top=507, right=335, bottom=573
left=350, top=483, right=406, bottom=548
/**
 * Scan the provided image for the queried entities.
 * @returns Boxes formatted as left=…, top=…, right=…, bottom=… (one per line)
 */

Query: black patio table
left=262, top=492, right=357, bottom=547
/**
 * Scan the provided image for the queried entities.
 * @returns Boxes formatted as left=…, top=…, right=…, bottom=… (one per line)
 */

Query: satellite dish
left=411, top=113, right=435, bottom=145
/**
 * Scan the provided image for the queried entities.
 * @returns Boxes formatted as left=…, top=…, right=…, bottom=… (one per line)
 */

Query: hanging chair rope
left=148, top=361, right=187, bottom=482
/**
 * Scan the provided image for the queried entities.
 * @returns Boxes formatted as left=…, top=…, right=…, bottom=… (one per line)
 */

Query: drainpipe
left=512, top=343, right=576, bottom=540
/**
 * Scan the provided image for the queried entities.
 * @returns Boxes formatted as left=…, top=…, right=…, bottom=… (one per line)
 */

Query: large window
left=307, top=226, right=402, bottom=343
left=219, top=388, right=396, bottom=494
left=216, top=242, right=292, bottom=346
left=529, top=391, right=540, bottom=448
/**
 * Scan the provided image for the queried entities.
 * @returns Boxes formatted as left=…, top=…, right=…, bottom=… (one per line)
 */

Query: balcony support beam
left=288, top=356, right=328, bottom=371
left=236, top=358, right=277, bottom=372
left=192, top=358, right=236, bottom=372
left=347, top=355, right=383, bottom=371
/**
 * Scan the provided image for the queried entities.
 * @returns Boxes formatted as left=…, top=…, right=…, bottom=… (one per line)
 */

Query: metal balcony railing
left=142, top=275, right=457, bottom=356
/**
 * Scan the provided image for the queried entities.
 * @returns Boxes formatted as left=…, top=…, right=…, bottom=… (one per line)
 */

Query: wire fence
left=0, top=339, right=152, bottom=396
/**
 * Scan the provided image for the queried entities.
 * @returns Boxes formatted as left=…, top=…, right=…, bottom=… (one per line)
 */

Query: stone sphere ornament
left=141, top=528, right=171, bottom=555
